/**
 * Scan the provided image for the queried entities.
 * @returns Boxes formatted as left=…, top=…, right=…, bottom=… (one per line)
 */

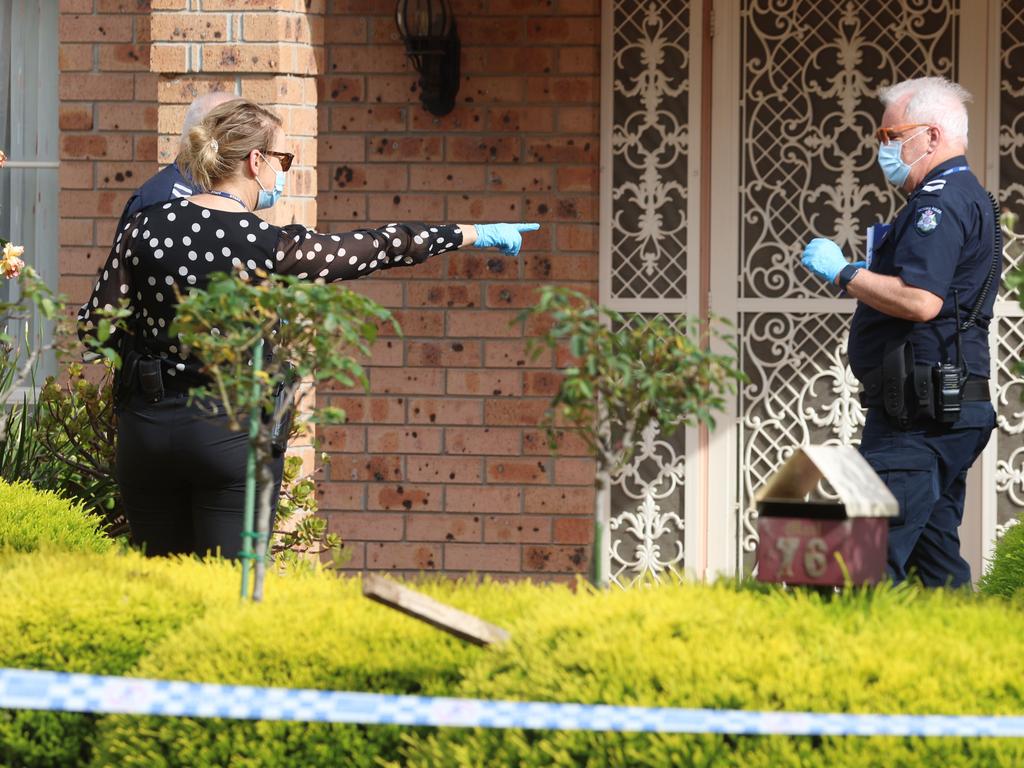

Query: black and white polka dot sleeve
left=273, top=222, right=463, bottom=282
left=77, top=212, right=138, bottom=351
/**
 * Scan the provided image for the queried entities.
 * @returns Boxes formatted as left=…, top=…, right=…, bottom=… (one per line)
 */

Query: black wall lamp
left=395, top=0, right=461, bottom=116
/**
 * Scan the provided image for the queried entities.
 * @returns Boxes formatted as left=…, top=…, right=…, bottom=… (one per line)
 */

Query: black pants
left=116, top=391, right=285, bottom=559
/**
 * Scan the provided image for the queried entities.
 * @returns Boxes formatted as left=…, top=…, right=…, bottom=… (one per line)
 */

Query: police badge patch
left=915, top=206, right=942, bottom=235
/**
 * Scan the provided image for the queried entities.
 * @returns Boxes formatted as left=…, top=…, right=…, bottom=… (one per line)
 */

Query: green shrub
left=0, top=552, right=238, bottom=768
left=394, top=583, right=1024, bottom=768
left=0, top=478, right=111, bottom=553
left=89, top=575, right=544, bottom=768
left=980, top=519, right=1024, bottom=599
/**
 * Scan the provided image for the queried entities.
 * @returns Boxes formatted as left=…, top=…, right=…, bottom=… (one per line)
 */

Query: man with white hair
left=115, top=91, right=235, bottom=232
left=800, top=76, right=998, bottom=587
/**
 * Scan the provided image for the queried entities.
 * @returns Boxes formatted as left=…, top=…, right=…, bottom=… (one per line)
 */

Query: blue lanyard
left=207, top=189, right=249, bottom=211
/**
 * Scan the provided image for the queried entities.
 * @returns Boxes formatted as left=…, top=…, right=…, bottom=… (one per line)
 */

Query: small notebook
left=865, top=222, right=890, bottom=269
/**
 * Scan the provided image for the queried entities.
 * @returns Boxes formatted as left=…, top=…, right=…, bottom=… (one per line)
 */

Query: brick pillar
left=150, top=1, right=324, bottom=479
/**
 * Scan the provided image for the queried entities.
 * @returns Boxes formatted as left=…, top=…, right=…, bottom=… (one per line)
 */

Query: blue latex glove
left=800, top=238, right=848, bottom=284
left=472, top=222, right=540, bottom=257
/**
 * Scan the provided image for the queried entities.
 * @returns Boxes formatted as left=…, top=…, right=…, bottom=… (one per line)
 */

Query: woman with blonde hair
left=79, top=97, right=538, bottom=559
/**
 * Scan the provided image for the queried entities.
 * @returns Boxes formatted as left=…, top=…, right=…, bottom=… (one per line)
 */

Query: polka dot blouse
left=78, top=198, right=463, bottom=386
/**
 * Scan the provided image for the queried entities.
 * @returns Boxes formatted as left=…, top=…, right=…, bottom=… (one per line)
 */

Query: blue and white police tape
left=2, top=668, right=1024, bottom=737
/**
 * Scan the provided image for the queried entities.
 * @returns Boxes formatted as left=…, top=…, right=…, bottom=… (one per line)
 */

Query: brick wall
left=317, top=1, right=601, bottom=581
left=58, top=0, right=158, bottom=309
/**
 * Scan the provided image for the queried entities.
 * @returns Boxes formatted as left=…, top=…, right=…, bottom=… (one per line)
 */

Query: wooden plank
left=362, top=573, right=510, bottom=647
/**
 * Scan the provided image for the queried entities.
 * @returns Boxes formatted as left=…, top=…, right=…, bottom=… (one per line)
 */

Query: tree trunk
left=252, top=434, right=276, bottom=602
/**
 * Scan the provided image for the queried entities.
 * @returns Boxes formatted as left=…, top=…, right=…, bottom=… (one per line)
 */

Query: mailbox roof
left=754, top=445, right=898, bottom=518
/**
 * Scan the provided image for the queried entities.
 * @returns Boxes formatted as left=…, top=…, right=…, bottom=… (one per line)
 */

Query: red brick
left=407, top=457, right=484, bottom=484
left=369, top=368, right=444, bottom=395
left=446, top=486, right=522, bottom=514
left=406, top=515, right=482, bottom=542
left=328, top=105, right=406, bottom=132
left=447, top=369, right=523, bottom=397
left=409, top=165, right=487, bottom=192
left=487, top=166, right=553, bottom=192
left=367, top=426, right=442, bottom=454
left=524, top=371, right=564, bottom=397
left=315, top=482, right=365, bottom=510
left=484, top=515, right=552, bottom=544
left=445, top=193, right=522, bottom=222
left=60, top=218, right=96, bottom=247
left=524, top=545, right=589, bottom=573
left=484, top=399, right=549, bottom=427
left=484, top=285, right=545, bottom=311
left=407, top=341, right=483, bottom=367
left=446, top=252, right=518, bottom=281
left=326, top=162, right=407, bottom=192
left=524, top=137, right=597, bottom=164
left=407, top=282, right=482, bottom=308
left=320, top=425, right=366, bottom=452
left=553, top=517, right=594, bottom=545
left=388, top=309, right=444, bottom=337
left=369, top=484, right=441, bottom=512
left=97, top=43, right=151, bottom=70
left=555, top=458, right=597, bottom=485
left=59, top=106, right=94, bottom=131
left=325, top=396, right=406, bottom=424
left=60, top=73, right=136, bottom=101
left=447, top=310, right=521, bottom=338
left=446, top=427, right=521, bottom=456
left=446, top=135, right=520, bottom=163
left=557, top=106, right=599, bottom=134
left=410, top=105, right=487, bottom=132
left=558, top=46, right=599, bottom=74
left=60, top=14, right=133, bottom=42
left=523, top=194, right=598, bottom=223
left=444, top=543, right=520, bottom=572
left=366, top=542, right=440, bottom=570
left=487, top=458, right=550, bottom=484
left=486, top=107, right=554, bottom=133
left=523, top=253, right=597, bottom=282
left=96, top=103, right=158, bottom=132
left=367, top=136, right=443, bottom=162
left=523, top=429, right=591, bottom=457
left=524, top=487, right=595, bottom=516
left=327, top=512, right=403, bottom=541
left=328, top=455, right=403, bottom=483
left=96, top=162, right=157, bottom=189
left=408, top=398, right=483, bottom=426
left=480, top=46, right=555, bottom=75
left=59, top=43, right=94, bottom=71
left=368, top=193, right=445, bottom=221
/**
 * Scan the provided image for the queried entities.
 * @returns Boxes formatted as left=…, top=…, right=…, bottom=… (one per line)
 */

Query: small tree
left=172, top=269, right=395, bottom=601
left=520, top=286, right=744, bottom=586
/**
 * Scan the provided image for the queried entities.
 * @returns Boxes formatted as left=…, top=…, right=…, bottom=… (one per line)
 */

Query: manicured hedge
left=0, top=478, right=110, bottom=554
left=395, top=584, right=1024, bottom=768
left=980, top=518, right=1024, bottom=600
left=0, top=553, right=236, bottom=768
left=2, top=551, right=1024, bottom=767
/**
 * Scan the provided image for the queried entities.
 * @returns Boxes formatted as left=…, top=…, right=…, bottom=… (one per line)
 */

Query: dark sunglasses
left=262, top=150, right=294, bottom=172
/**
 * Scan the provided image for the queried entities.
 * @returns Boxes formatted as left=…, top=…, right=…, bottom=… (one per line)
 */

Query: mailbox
left=755, top=445, right=898, bottom=586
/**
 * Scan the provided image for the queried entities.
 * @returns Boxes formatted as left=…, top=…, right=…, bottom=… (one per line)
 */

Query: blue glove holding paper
left=800, top=238, right=848, bottom=284
left=473, top=222, right=540, bottom=257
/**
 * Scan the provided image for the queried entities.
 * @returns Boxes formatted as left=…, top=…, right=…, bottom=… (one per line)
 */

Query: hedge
left=395, top=584, right=1024, bottom=768
left=0, top=553, right=237, bottom=768
left=1, top=552, right=1024, bottom=767
left=0, top=478, right=110, bottom=554
left=980, top=518, right=1024, bottom=600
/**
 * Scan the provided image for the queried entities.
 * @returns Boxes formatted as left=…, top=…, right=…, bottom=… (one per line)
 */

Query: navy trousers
left=859, top=401, right=995, bottom=588
left=116, top=391, right=285, bottom=559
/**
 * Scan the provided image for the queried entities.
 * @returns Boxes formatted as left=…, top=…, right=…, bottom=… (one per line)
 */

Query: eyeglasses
left=262, top=150, right=294, bottom=172
left=874, top=123, right=932, bottom=144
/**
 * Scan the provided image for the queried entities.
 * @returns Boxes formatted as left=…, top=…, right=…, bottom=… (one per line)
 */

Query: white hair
left=179, top=92, right=235, bottom=148
left=879, top=76, right=972, bottom=147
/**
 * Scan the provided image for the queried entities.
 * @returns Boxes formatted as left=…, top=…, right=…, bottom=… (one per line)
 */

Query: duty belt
left=858, top=368, right=990, bottom=409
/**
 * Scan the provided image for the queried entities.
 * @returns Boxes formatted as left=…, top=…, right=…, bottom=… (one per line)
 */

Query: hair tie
left=209, top=139, right=219, bottom=153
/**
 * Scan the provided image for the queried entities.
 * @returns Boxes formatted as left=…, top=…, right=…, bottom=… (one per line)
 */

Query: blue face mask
left=877, top=128, right=929, bottom=187
left=254, top=153, right=286, bottom=210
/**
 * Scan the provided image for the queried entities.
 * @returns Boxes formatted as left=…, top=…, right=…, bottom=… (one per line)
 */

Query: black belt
left=859, top=376, right=989, bottom=408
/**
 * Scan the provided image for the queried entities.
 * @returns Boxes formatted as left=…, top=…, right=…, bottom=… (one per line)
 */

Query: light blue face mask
left=254, top=153, right=286, bottom=210
left=877, top=128, right=929, bottom=187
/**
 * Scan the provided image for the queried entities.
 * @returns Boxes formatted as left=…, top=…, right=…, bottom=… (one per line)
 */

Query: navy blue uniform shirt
left=115, top=163, right=196, bottom=235
left=848, top=155, right=997, bottom=380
